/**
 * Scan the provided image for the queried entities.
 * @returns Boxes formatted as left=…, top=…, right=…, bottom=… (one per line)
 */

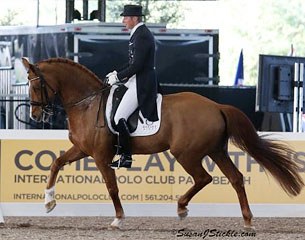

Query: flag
left=234, top=49, right=244, bottom=86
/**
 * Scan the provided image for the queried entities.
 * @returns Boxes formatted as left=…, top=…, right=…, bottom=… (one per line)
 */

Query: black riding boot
left=110, top=118, right=132, bottom=169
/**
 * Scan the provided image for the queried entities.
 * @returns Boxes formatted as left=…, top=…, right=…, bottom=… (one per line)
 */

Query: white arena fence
left=0, top=67, right=29, bottom=129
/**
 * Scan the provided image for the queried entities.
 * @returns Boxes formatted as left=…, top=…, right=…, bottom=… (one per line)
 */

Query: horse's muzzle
left=30, top=109, right=52, bottom=123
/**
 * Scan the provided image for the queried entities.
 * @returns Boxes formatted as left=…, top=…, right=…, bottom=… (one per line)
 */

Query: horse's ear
left=21, top=57, right=31, bottom=72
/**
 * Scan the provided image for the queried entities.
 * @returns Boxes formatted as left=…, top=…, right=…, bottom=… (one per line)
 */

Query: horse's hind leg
left=176, top=154, right=212, bottom=219
left=209, top=151, right=253, bottom=229
left=45, top=145, right=87, bottom=213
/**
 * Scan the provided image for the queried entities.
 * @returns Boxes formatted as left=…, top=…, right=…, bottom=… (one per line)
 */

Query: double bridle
left=28, top=65, right=58, bottom=121
left=28, top=64, right=111, bottom=124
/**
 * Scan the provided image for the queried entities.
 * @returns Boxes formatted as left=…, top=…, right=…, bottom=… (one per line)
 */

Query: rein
left=63, top=86, right=111, bottom=110
left=63, top=86, right=111, bottom=128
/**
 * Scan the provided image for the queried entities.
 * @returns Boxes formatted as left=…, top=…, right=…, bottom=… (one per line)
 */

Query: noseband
left=28, top=65, right=58, bottom=120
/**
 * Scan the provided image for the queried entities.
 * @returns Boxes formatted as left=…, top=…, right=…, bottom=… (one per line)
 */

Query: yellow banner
left=1, top=139, right=305, bottom=203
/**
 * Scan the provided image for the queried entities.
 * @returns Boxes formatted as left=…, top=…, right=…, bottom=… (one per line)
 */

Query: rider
left=106, top=4, right=159, bottom=169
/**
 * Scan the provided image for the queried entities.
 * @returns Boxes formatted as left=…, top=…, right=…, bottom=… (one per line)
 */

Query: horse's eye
left=31, top=85, right=41, bottom=92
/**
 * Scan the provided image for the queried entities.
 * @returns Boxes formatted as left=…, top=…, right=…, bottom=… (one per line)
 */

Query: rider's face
left=122, top=16, right=138, bottom=29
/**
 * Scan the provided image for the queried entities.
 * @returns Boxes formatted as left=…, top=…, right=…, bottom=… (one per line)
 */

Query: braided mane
left=39, top=57, right=103, bottom=84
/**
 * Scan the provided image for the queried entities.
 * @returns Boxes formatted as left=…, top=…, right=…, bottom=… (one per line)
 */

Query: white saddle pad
left=105, top=85, right=162, bottom=137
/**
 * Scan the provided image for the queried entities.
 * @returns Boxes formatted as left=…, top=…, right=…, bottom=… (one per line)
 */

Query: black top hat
left=120, top=5, right=145, bottom=16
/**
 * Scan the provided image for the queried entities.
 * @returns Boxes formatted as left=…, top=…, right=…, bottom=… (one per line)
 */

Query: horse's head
left=22, top=57, right=57, bottom=123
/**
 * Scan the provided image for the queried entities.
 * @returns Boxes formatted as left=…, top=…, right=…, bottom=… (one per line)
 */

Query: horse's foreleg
left=94, top=155, right=124, bottom=229
left=209, top=151, right=254, bottom=229
left=45, top=145, right=87, bottom=213
left=176, top=154, right=212, bottom=220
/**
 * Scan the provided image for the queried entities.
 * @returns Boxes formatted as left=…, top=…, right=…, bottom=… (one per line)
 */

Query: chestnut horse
left=22, top=57, right=303, bottom=229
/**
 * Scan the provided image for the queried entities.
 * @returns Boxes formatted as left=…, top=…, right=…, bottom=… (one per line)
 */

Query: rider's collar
left=130, top=22, right=144, bottom=38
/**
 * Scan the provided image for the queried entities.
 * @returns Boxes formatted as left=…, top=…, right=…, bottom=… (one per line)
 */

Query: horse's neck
left=48, top=63, right=102, bottom=106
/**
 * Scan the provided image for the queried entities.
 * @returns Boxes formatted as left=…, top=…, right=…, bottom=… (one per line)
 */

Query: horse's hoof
left=244, top=225, right=255, bottom=231
left=178, top=209, right=189, bottom=220
left=45, top=200, right=57, bottom=213
left=110, top=217, right=124, bottom=229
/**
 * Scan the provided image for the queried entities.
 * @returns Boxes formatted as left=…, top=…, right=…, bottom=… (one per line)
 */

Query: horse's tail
left=219, top=104, right=304, bottom=196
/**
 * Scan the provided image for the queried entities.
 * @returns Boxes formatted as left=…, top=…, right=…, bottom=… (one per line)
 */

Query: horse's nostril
left=31, top=113, right=37, bottom=120
left=31, top=112, right=41, bottom=122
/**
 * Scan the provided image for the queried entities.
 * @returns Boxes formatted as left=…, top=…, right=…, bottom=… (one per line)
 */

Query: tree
left=0, top=9, right=19, bottom=26
left=106, top=0, right=184, bottom=25
left=221, top=0, right=305, bottom=85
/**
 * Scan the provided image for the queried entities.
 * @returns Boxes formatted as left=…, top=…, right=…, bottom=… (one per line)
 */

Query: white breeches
left=114, top=75, right=138, bottom=125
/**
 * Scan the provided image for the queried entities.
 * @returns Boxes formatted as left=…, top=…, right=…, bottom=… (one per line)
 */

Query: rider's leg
left=113, top=77, right=138, bottom=125
left=110, top=78, right=138, bottom=169
left=110, top=118, right=132, bottom=169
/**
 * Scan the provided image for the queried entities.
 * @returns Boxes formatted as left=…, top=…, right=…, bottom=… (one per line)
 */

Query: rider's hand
left=106, top=70, right=117, bottom=78
left=107, top=73, right=119, bottom=85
